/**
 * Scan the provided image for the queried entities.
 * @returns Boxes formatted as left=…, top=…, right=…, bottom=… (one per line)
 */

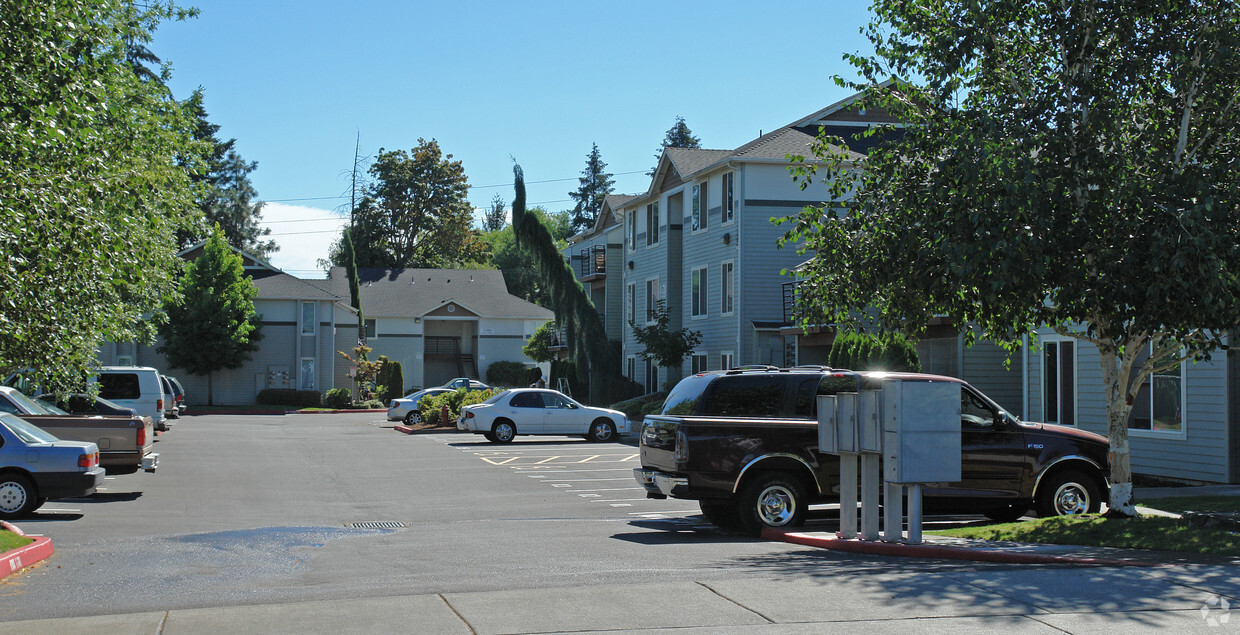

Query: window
left=511, top=392, right=542, bottom=408
left=721, top=351, right=735, bottom=371
left=0, top=396, right=18, bottom=415
left=691, top=267, right=708, bottom=317
left=646, top=202, right=660, bottom=245
left=1042, top=340, right=1075, bottom=426
left=962, top=388, right=998, bottom=429
left=301, top=302, right=316, bottom=335
left=628, top=209, right=637, bottom=250
left=705, top=375, right=782, bottom=417
left=721, top=171, right=735, bottom=223
left=645, top=359, right=658, bottom=393
left=1128, top=344, right=1184, bottom=433
left=627, top=283, right=636, bottom=324
left=645, top=278, right=659, bottom=323
left=364, top=319, right=377, bottom=339
left=116, top=355, right=133, bottom=366
left=720, top=261, right=735, bottom=315
left=692, top=183, right=709, bottom=231
left=691, top=354, right=707, bottom=375
left=627, top=356, right=636, bottom=382
left=98, top=373, right=140, bottom=400
left=300, top=358, right=315, bottom=391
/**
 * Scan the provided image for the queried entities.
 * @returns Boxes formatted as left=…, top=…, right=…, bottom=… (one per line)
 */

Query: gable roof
left=320, top=267, right=553, bottom=320
left=176, top=240, right=339, bottom=302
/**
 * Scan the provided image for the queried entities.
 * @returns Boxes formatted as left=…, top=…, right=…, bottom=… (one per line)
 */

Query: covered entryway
left=423, top=302, right=480, bottom=386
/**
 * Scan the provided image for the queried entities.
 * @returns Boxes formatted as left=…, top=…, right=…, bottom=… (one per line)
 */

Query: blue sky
left=154, top=1, right=877, bottom=276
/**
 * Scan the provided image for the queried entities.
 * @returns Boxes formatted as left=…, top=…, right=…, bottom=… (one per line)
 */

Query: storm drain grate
left=345, top=521, right=406, bottom=529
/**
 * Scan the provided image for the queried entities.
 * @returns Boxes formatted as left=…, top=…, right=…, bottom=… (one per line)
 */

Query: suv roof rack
left=725, top=365, right=780, bottom=374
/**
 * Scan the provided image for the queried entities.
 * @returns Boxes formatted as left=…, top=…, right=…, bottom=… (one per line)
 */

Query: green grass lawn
left=0, top=530, right=32, bottom=553
left=1139, top=495, right=1240, bottom=514
left=933, top=514, right=1240, bottom=556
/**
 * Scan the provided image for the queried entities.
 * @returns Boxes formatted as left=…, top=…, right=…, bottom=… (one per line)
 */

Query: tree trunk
left=1097, top=342, right=1137, bottom=517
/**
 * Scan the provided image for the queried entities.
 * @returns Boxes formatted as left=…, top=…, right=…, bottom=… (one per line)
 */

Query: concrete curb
left=0, top=522, right=54, bottom=579
left=394, top=425, right=463, bottom=435
left=765, top=529, right=1162, bottom=567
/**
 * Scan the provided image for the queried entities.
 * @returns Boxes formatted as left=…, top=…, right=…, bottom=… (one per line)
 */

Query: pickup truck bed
left=17, top=415, right=157, bottom=473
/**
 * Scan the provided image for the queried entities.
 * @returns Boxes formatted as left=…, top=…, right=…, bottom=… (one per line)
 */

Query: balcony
left=577, top=244, right=606, bottom=281
left=782, top=280, right=803, bottom=325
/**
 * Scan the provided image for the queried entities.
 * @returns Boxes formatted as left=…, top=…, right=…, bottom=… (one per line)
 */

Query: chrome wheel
left=1036, top=469, right=1101, bottom=517
left=756, top=484, right=797, bottom=526
left=492, top=421, right=515, bottom=443
left=404, top=410, right=421, bottom=425
left=1052, top=482, right=1090, bottom=515
left=588, top=420, right=615, bottom=442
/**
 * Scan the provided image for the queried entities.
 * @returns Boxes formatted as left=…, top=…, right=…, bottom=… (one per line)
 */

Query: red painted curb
left=0, top=534, right=53, bottom=580
left=394, top=424, right=414, bottom=434
left=765, top=529, right=1160, bottom=567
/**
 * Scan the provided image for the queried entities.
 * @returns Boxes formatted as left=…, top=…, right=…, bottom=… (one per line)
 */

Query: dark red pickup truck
left=634, top=368, right=1110, bottom=535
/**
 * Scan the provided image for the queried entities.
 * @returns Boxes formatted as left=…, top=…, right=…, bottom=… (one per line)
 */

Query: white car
left=387, top=388, right=453, bottom=424
left=457, top=389, right=628, bottom=443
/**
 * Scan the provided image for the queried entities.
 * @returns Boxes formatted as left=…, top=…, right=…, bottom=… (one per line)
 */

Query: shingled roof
left=249, top=269, right=340, bottom=301
left=316, top=268, right=553, bottom=320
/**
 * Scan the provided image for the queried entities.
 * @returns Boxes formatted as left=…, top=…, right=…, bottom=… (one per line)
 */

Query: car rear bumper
left=633, top=468, right=690, bottom=499
left=34, top=467, right=106, bottom=499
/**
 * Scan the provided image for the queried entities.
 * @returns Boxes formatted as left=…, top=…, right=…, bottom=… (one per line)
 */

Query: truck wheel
left=737, top=471, right=807, bottom=535
left=0, top=474, right=38, bottom=520
left=699, top=499, right=742, bottom=531
left=586, top=419, right=616, bottom=442
left=1036, top=469, right=1101, bottom=517
left=491, top=420, right=516, bottom=444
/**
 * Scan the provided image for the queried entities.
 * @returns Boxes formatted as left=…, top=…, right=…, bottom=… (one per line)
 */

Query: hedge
left=256, top=389, right=323, bottom=407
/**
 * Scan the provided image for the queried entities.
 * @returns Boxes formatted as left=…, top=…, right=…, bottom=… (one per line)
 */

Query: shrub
left=828, top=332, right=920, bottom=372
left=360, top=398, right=384, bottom=409
left=610, top=391, right=666, bottom=421
left=486, top=360, right=529, bottom=387
left=382, top=361, right=404, bottom=403
left=324, top=388, right=352, bottom=409
left=296, top=390, right=322, bottom=408
left=420, top=388, right=499, bottom=425
left=255, top=389, right=296, bottom=405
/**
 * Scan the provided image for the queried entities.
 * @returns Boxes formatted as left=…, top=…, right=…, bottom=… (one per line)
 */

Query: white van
left=92, top=366, right=169, bottom=430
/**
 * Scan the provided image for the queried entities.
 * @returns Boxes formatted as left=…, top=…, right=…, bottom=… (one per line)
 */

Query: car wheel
left=586, top=419, right=616, bottom=443
left=483, top=432, right=496, bottom=442
left=737, top=471, right=807, bottom=535
left=983, top=504, right=1027, bottom=523
left=404, top=410, right=422, bottom=426
left=491, top=420, right=516, bottom=444
left=0, top=474, right=38, bottom=520
left=1036, top=469, right=1101, bottom=517
left=699, top=499, right=743, bottom=531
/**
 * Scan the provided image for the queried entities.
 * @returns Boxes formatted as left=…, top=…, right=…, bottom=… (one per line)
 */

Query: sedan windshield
left=481, top=390, right=509, bottom=405
left=0, top=413, right=59, bottom=443
left=7, top=389, right=62, bottom=415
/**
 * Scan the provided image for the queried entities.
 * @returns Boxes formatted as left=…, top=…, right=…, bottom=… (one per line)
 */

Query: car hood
left=1022, top=420, right=1109, bottom=445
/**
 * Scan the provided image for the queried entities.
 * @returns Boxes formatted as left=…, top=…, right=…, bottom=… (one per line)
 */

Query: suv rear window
left=702, top=375, right=785, bottom=417
left=99, top=373, right=140, bottom=400
left=661, top=373, right=715, bottom=415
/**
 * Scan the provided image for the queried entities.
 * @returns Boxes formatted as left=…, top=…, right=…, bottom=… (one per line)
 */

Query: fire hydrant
left=441, top=405, right=450, bottom=426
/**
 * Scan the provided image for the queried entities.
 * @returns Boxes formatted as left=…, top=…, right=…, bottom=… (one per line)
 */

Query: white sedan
left=457, top=389, right=628, bottom=443
left=387, top=388, right=453, bottom=424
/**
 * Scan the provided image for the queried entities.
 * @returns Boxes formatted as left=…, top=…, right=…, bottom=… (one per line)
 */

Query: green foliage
left=781, top=0, right=1240, bottom=514
left=338, top=344, right=383, bottom=400
left=481, top=207, right=571, bottom=306
left=158, top=228, right=263, bottom=404
left=511, top=165, right=621, bottom=401
left=180, top=89, right=274, bottom=257
left=420, top=388, right=497, bottom=424
left=610, top=391, right=667, bottom=421
left=567, top=143, right=615, bottom=234
left=486, top=360, right=530, bottom=387
left=379, top=360, right=403, bottom=403
left=650, top=115, right=701, bottom=175
left=0, top=1, right=203, bottom=391
left=827, top=332, right=920, bottom=372
left=330, top=139, right=485, bottom=268
left=483, top=193, right=507, bottom=232
left=629, top=299, right=703, bottom=373
left=522, top=322, right=557, bottom=363
left=343, top=227, right=365, bottom=344
left=324, top=388, right=352, bottom=409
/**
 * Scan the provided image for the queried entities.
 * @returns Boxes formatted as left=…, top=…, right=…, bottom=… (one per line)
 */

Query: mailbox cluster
left=817, top=377, right=961, bottom=544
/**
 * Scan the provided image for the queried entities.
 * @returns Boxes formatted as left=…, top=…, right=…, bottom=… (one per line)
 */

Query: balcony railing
left=782, top=280, right=803, bottom=325
left=577, top=244, right=606, bottom=278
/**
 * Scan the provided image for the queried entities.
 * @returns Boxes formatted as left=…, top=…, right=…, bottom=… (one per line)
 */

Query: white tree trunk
left=1097, top=340, right=1137, bottom=517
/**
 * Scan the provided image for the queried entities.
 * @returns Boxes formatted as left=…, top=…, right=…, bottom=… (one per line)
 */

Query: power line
left=259, top=199, right=574, bottom=227
left=260, top=169, right=648, bottom=204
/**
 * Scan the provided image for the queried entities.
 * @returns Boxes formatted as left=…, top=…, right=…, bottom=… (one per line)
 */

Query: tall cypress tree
left=513, top=165, right=619, bottom=402
left=343, top=227, right=365, bottom=354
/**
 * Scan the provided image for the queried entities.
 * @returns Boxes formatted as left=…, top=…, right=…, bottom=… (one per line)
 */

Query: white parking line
left=544, top=478, right=633, bottom=483
left=512, top=468, right=635, bottom=473
left=561, top=487, right=643, bottom=492
left=589, top=498, right=651, bottom=503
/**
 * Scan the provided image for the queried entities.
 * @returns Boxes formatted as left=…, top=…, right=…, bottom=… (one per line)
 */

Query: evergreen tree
left=343, top=227, right=365, bottom=352
left=182, top=89, right=276, bottom=258
left=483, top=206, right=572, bottom=306
left=512, top=165, right=621, bottom=403
left=650, top=115, right=701, bottom=175
left=158, top=227, right=264, bottom=405
left=483, top=193, right=507, bottom=232
left=567, top=143, right=614, bottom=234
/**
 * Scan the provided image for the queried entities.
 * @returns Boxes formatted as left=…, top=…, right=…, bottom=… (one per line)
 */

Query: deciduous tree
left=158, top=227, right=264, bottom=405
left=629, top=299, right=702, bottom=382
left=782, top=0, right=1240, bottom=517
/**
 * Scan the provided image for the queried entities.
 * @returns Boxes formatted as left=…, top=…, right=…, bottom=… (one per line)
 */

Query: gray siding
left=960, top=340, right=1023, bottom=418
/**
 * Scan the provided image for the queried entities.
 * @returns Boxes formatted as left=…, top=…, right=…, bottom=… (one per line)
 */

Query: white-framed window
left=116, top=355, right=133, bottom=366
left=691, top=354, right=707, bottom=375
left=721, top=171, right=735, bottom=224
left=1128, top=343, right=1185, bottom=435
left=299, top=358, right=315, bottom=391
left=646, top=202, right=660, bottom=246
left=721, top=351, right=735, bottom=371
left=364, top=319, right=377, bottom=339
left=644, top=358, right=657, bottom=393
left=627, top=209, right=637, bottom=251
left=691, top=266, right=708, bottom=318
left=1042, top=339, right=1076, bottom=426
left=627, top=283, right=636, bottom=325
left=720, top=260, right=735, bottom=315
left=645, top=277, right=659, bottom=323
left=692, top=182, right=709, bottom=232
left=627, top=356, right=636, bottom=382
left=301, top=301, right=316, bottom=335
